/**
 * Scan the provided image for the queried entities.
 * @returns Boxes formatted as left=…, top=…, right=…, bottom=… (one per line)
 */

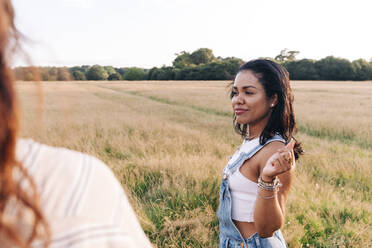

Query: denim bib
left=217, top=135, right=288, bottom=248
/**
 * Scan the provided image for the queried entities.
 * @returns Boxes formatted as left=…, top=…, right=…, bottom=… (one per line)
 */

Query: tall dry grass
left=16, top=80, right=372, bottom=247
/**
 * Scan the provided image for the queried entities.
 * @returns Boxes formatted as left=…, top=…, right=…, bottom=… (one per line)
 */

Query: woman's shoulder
left=262, top=134, right=286, bottom=150
left=16, top=138, right=153, bottom=247
left=17, top=138, right=112, bottom=174
left=16, top=138, right=121, bottom=213
left=260, top=140, right=285, bottom=155
left=255, top=135, right=286, bottom=165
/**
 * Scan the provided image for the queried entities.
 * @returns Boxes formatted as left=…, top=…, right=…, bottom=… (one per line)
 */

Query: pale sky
left=12, top=0, right=372, bottom=68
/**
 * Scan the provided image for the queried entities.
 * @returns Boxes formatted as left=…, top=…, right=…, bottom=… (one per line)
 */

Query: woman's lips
left=234, top=109, right=248, bottom=115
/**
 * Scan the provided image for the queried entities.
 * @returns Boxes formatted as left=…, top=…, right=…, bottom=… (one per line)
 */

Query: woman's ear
left=270, top=93, right=278, bottom=108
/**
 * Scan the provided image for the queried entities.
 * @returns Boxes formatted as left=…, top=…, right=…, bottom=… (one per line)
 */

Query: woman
left=218, top=59, right=303, bottom=248
left=0, top=0, right=152, bottom=247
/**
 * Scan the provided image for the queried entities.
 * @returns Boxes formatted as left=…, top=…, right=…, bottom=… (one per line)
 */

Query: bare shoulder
left=256, top=141, right=285, bottom=168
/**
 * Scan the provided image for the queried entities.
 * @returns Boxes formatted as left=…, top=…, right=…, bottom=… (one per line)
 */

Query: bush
left=108, top=72, right=122, bottom=80
left=72, top=71, right=86, bottom=80
left=86, top=65, right=109, bottom=80
left=122, top=67, right=146, bottom=80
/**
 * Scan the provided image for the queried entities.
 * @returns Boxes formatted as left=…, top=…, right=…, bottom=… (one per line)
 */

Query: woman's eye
left=245, top=91, right=253, bottom=95
left=231, top=91, right=238, bottom=96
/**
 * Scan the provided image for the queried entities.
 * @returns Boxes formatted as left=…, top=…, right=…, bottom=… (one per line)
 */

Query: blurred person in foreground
left=217, top=60, right=303, bottom=247
left=0, top=0, right=153, bottom=247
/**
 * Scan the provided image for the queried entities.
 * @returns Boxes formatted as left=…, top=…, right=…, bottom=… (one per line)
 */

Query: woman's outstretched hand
left=261, top=140, right=296, bottom=182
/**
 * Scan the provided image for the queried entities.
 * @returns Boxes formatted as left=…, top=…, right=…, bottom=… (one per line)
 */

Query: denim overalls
left=217, top=135, right=288, bottom=248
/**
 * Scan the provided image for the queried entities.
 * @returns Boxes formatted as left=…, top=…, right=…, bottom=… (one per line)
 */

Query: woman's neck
left=246, top=124, right=265, bottom=140
left=246, top=112, right=271, bottom=140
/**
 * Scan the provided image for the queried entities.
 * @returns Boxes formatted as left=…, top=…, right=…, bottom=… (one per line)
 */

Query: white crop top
left=229, top=167, right=258, bottom=222
left=227, top=137, right=260, bottom=222
left=227, top=135, right=285, bottom=222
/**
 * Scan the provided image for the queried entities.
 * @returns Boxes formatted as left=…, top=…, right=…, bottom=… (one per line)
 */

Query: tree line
left=13, top=48, right=372, bottom=81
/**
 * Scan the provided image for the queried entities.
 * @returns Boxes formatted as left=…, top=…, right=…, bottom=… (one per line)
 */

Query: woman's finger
left=268, top=152, right=280, bottom=166
left=284, top=151, right=293, bottom=165
left=276, top=155, right=289, bottom=172
left=279, top=149, right=294, bottom=165
left=271, top=159, right=280, bottom=168
left=286, top=139, right=295, bottom=149
left=277, top=140, right=295, bottom=153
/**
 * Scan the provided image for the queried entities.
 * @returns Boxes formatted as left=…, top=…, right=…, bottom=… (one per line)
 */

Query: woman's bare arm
left=253, top=141, right=295, bottom=237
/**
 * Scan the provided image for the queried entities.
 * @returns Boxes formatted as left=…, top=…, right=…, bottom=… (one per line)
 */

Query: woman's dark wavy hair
left=231, top=59, right=303, bottom=159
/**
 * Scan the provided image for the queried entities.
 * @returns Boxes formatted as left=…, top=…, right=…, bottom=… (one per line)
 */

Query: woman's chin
left=236, top=118, right=249, bottom=125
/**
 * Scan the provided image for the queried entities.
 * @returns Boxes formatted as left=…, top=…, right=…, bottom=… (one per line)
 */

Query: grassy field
left=16, top=80, right=372, bottom=248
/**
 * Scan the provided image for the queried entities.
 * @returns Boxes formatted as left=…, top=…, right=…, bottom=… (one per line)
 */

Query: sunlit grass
left=17, top=80, right=372, bottom=247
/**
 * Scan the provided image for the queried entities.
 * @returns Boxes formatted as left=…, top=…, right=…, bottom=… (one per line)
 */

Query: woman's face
left=232, top=70, right=276, bottom=127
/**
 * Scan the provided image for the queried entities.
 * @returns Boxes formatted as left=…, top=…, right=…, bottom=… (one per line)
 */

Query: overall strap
left=226, top=135, right=286, bottom=175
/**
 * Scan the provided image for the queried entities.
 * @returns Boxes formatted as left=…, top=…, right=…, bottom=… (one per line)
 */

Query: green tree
left=108, top=72, right=122, bottom=80
left=173, top=51, right=193, bottom=68
left=283, top=59, right=319, bottom=80
left=80, top=65, right=91, bottom=73
left=122, top=67, right=146, bottom=80
left=72, top=70, right=86, bottom=80
left=86, top=65, right=109, bottom=80
left=275, top=49, right=300, bottom=62
left=57, top=67, right=72, bottom=81
left=220, top=57, right=244, bottom=78
left=147, top=66, right=175, bottom=80
left=351, top=59, right=372, bottom=80
left=315, top=56, right=353, bottom=80
left=174, top=67, right=196, bottom=80
left=147, top=67, right=157, bottom=80
left=157, top=66, right=175, bottom=80
left=39, top=67, right=50, bottom=81
left=104, top=66, right=116, bottom=76
left=24, top=71, right=34, bottom=81
left=190, top=48, right=216, bottom=65
left=198, top=62, right=225, bottom=80
left=48, top=67, right=58, bottom=81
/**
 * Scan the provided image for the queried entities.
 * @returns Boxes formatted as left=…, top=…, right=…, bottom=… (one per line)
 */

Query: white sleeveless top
left=229, top=169, right=258, bottom=222
left=228, top=138, right=260, bottom=222
left=228, top=135, right=288, bottom=222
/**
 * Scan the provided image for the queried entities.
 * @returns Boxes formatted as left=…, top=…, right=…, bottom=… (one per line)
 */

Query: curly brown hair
left=0, top=0, right=50, bottom=247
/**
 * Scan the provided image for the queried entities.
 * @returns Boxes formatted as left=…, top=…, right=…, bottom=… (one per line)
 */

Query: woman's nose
left=232, top=94, right=244, bottom=105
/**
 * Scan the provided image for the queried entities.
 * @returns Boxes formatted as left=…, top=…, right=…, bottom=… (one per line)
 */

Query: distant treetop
left=12, top=48, right=372, bottom=81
